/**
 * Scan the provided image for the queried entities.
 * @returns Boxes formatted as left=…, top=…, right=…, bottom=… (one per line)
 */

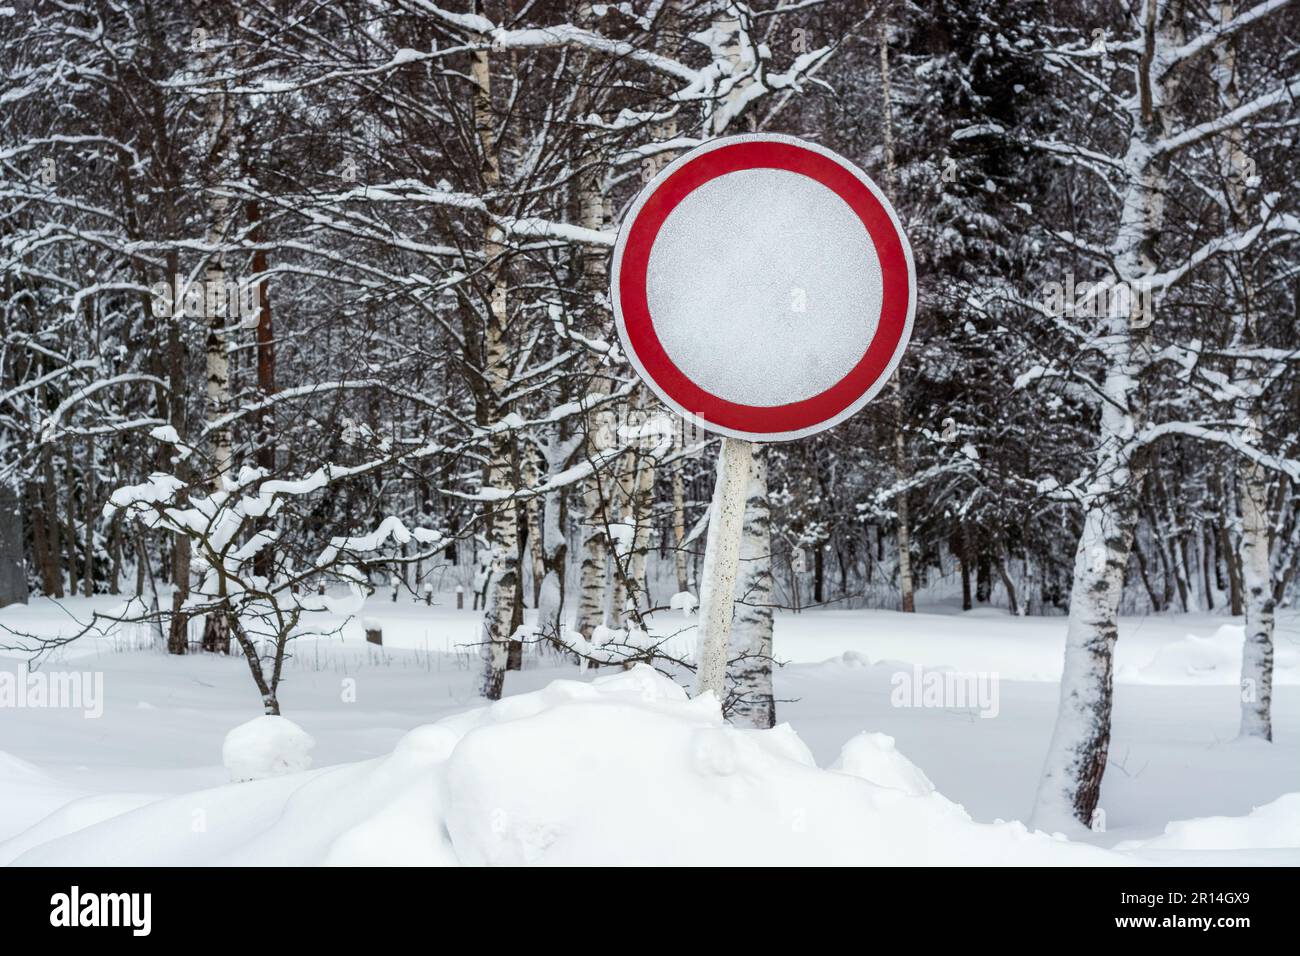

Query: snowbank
left=1131, top=624, right=1246, bottom=684
left=1117, top=793, right=1300, bottom=852
left=1125, top=623, right=1299, bottom=685
left=831, top=732, right=934, bottom=797
left=2, top=666, right=1125, bottom=866
left=223, top=715, right=316, bottom=782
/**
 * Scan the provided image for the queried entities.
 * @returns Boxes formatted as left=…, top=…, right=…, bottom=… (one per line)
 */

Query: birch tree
left=1029, top=0, right=1300, bottom=828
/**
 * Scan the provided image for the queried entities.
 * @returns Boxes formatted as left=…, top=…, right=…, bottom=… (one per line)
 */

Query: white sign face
left=611, top=133, right=915, bottom=442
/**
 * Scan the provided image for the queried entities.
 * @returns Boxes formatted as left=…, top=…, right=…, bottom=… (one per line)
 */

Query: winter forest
left=1, top=0, right=1299, bottom=870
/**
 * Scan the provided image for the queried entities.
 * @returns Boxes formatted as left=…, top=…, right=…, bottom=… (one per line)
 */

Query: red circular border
left=617, top=139, right=911, bottom=435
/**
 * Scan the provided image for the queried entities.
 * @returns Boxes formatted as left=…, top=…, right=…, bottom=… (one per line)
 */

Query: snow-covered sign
left=610, top=133, right=915, bottom=442
left=610, top=133, right=916, bottom=701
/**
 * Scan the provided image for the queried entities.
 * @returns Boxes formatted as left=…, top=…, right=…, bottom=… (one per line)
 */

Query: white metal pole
left=694, top=435, right=753, bottom=702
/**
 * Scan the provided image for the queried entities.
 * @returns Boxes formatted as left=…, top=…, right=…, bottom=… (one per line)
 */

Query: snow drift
left=1125, top=623, right=1299, bottom=685
left=222, top=715, right=315, bottom=782
left=1116, top=793, right=1300, bottom=852
left=3, top=666, right=1129, bottom=865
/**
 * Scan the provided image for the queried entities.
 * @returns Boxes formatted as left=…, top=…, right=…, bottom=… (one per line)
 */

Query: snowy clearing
left=2, top=595, right=1297, bottom=865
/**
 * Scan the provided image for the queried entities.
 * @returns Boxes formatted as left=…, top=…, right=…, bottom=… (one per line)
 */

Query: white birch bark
left=608, top=390, right=657, bottom=627
left=1031, top=239, right=1151, bottom=828
left=1033, top=0, right=1179, bottom=829
left=1238, top=447, right=1274, bottom=738
left=671, top=449, right=691, bottom=594
left=728, top=444, right=775, bottom=728
left=1216, top=1, right=1275, bottom=740
left=195, top=6, right=238, bottom=655
left=572, top=125, right=612, bottom=640
left=472, top=38, right=518, bottom=701
left=574, top=452, right=611, bottom=639
left=523, top=443, right=546, bottom=607
left=196, top=13, right=235, bottom=489
left=626, top=442, right=656, bottom=616
left=606, top=485, right=628, bottom=630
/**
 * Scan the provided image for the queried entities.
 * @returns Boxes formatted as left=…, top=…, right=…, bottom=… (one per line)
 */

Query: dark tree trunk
left=248, top=197, right=276, bottom=581
left=201, top=603, right=232, bottom=654
left=955, top=525, right=972, bottom=611
left=82, top=436, right=95, bottom=597
left=975, top=549, right=992, bottom=604
left=1201, top=524, right=1215, bottom=611
left=1214, top=483, right=1243, bottom=616
left=813, top=545, right=824, bottom=604
left=506, top=577, right=524, bottom=670
left=168, top=591, right=189, bottom=655
left=1133, top=537, right=1162, bottom=611
left=108, top=508, right=122, bottom=595
left=29, top=478, right=59, bottom=597
left=62, top=449, right=80, bottom=596
left=995, top=549, right=1019, bottom=615
left=0, top=481, right=29, bottom=607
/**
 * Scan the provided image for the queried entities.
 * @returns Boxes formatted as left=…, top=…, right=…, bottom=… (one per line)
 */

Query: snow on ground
left=1, top=593, right=1298, bottom=865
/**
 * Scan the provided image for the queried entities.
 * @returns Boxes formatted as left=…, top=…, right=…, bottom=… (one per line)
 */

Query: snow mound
left=4, top=667, right=1122, bottom=866
left=1121, top=623, right=1299, bottom=685
left=1119, top=793, right=1300, bottom=851
left=222, top=716, right=315, bottom=782
left=0, top=750, right=48, bottom=783
left=668, top=591, right=698, bottom=617
left=1133, top=624, right=1244, bottom=683
left=817, top=650, right=873, bottom=669
left=440, top=667, right=1114, bottom=865
left=832, top=732, right=934, bottom=796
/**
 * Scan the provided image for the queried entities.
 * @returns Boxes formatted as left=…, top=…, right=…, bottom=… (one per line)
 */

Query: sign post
left=609, top=133, right=915, bottom=701
left=694, top=435, right=754, bottom=700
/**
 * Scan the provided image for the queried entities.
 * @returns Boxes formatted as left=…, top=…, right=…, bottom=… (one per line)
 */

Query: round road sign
left=610, top=133, right=915, bottom=442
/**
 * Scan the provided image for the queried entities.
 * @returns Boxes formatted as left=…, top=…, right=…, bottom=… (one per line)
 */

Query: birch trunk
left=523, top=444, right=546, bottom=608
left=1238, top=451, right=1274, bottom=739
left=1033, top=0, right=1178, bottom=830
left=671, top=454, right=691, bottom=594
left=199, top=27, right=234, bottom=490
left=472, top=35, right=518, bottom=701
left=535, top=467, right=568, bottom=642
left=728, top=445, right=775, bottom=728
left=646, top=29, right=686, bottom=601
left=196, top=4, right=237, bottom=655
left=574, top=449, right=611, bottom=639
left=1033, top=477, right=1139, bottom=830
left=572, top=132, right=612, bottom=640
left=608, top=393, right=657, bottom=627
left=1213, top=1, right=1274, bottom=740
left=626, top=445, right=655, bottom=619
left=1032, top=257, right=1151, bottom=829
left=607, top=484, right=628, bottom=629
